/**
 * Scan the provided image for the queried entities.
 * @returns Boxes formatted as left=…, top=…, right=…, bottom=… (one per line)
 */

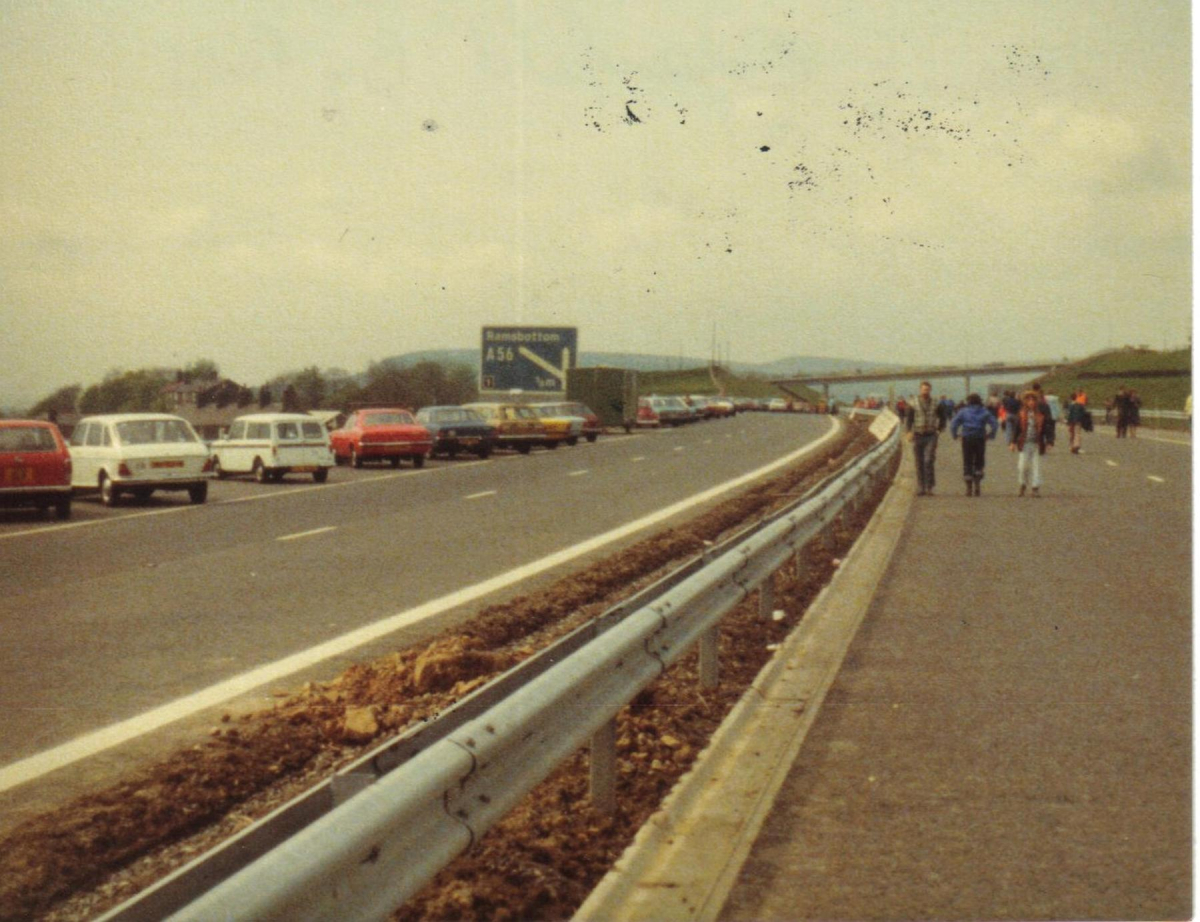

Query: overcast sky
left=1, top=1, right=1191, bottom=405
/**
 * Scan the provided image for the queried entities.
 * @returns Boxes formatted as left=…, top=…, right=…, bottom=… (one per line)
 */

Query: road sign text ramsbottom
left=481, top=326, right=578, bottom=393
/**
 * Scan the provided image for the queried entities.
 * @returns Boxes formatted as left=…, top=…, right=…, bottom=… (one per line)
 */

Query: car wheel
left=412, top=454, right=426, bottom=469
left=188, top=482, right=208, bottom=504
left=55, top=496, right=72, bottom=520
left=567, top=436, right=578, bottom=447
left=448, top=447, right=459, bottom=459
left=545, top=440, right=558, bottom=450
left=132, top=487, right=153, bottom=504
left=213, top=458, right=228, bottom=480
left=390, top=456, right=401, bottom=468
left=270, top=470, right=285, bottom=483
left=477, top=445, right=492, bottom=459
left=586, top=433, right=598, bottom=443
left=100, top=474, right=121, bottom=507
left=518, top=444, right=532, bottom=455
left=313, top=468, right=328, bottom=483
left=253, top=459, right=269, bottom=483
left=351, top=446, right=363, bottom=469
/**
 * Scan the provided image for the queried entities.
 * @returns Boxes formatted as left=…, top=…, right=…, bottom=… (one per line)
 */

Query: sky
left=1, top=1, right=1191, bottom=407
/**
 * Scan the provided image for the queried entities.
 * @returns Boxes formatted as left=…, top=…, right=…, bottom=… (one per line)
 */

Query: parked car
left=558, top=401, right=603, bottom=442
left=415, top=406, right=495, bottom=459
left=637, top=396, right=691, bottom=428
left=530, top=403, right=585, bottom=447
left=329, top=408, right=433, bottom=468
left=0, top=420, right=72, bottom=519
left=462, top=403, right=546, bottom=453
left=69, top=414, right=213, bottom=506
left=709, top=397, right=737, bottom=417
left=767, top=398, right=789, bottom=412
left=212, top=413, right=335, bottom=482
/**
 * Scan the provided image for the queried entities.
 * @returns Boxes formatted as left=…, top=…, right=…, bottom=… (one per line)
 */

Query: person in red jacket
left=1010, top=390, right=1051, bottom=497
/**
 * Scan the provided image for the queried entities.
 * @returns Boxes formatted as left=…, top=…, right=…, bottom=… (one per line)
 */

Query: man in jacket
left=1010, top=390, right=1051, bottom=497
left=906, top=380, right=942, bottom=496
left=950, top=393, right=998, bottom=495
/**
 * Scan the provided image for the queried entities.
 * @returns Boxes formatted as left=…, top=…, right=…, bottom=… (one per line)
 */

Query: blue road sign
left=480, top=326, right=578, bottom=393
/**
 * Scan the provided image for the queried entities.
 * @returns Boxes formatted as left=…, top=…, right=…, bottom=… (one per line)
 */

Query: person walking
left=1113, top=387, right=1131, bottom=438
left=950, top=393, right=998, bottom=495
left=1066, top=391, right=1087, bottom=454
left=1128, top=389, right=1142, bottom=438
left=1001, top=389, right=1021, bottom=444
left=906, top=381, right=942, bottom=496
left=1011, top=390, right=1050, bottom=497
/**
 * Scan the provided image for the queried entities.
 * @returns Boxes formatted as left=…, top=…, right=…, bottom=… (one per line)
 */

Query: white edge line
left=0, top=418, right=841, bottom=793
left=1147, top=475, right=1166, bottom=483
left=1105, top=460, right=1119, bottom=467
left=465, top=490, right=498, bottom=500
left=277, top=526, right=338, bottom=542
left=631, top=457, right=646, bottom=462
left=568, top=470, right=590, bottom=477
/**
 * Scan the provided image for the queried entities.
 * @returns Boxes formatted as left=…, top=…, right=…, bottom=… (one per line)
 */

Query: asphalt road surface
left=0, top=413, right=833, bottom=789
left=722, top=427, right=1192, bottom=921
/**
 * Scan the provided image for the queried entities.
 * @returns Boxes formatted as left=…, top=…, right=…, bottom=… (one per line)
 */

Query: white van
left=211, top=413, right=334, bottom=483
left=69, top=414, right=213, bottom=506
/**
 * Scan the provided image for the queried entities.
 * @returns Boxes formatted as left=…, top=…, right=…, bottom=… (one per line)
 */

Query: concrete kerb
left=573, top=442, right=916, bottom=922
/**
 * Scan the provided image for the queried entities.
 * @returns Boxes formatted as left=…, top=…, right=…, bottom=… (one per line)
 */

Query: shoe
left=965, top=482, right=973, bottom=496
left=1032, top=487, right=1041, bottom=498
left=974, top=481, right=982, bottom=496
left=917, top=488, right=926, bottom=496
left=1018, top=484, right=1026, bottom=497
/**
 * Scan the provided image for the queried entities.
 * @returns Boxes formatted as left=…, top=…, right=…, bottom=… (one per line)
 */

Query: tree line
left=23, top=358, right=480, bottom=417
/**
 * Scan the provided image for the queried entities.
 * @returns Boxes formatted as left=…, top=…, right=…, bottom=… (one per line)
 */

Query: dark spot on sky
left=422, top=119, right=439, bottom=132
left=760, top=145, right=771, bottom=152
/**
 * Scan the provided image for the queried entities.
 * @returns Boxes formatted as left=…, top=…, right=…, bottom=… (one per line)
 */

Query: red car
left=329, top=408, right=433, bottom=468
left=0, top=420, right=72, bottom=518
left=560, top=401, right=603, bottom=443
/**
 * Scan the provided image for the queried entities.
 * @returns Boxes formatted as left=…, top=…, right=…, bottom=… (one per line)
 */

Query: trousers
left=913, top=432, right=938, bottom=491
left=961, top=436, right=987, bottom=482
left=1017, top=442, right=1042, bottom=487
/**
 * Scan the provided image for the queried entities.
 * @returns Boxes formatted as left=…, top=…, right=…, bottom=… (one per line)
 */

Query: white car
left=211, top=413, right=334, bottom=483
left=767, top=398, right=789, bottom=412
left=69, top=414, right=214, bottom=506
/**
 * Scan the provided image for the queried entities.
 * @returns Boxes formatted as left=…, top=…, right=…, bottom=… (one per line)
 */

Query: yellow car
left=530, top=403, right=586, bottom=448
left=462, top=403, right=546, bottom=454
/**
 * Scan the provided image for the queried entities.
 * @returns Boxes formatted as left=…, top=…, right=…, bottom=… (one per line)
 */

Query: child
left=1010, top=390, right=1050, bottom=497
left=950, top=393, right=998, bottom=495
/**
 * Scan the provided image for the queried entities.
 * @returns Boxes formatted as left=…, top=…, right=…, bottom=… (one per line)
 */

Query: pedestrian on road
left=1011, top=390, right=1051, bottom=497
left=1113, top=387, right=1131, bottom=438
left=950, top=393, right=998, bottom=495
left=1001, top=389, right=1021, bottom=444
left=1185, top=393, right=1192, bottom=432
left=1128, top=389, right=1142, bottom=438
left=906, top=380, right=942, bottom=496
left=1066, top=391, right=1087, bottom=454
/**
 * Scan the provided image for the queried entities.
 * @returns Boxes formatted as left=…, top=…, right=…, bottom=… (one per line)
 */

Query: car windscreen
left=514, top=407, right=538, bottom=420
left=364, top=411, right=414, bottom=426
left=302, top=422, right=325, bottom=439
left=428, top=409, right=466, bottom=423
left=116, top=419, right=197, bottom=445
left=0, top=427, right=57, bottom=452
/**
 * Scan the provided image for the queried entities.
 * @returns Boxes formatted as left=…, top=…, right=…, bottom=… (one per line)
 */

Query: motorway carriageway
left=0, top=413, right=836, bottom=799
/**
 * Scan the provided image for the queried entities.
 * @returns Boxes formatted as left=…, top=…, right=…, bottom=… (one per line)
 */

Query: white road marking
left=1148, top=475, right=1166, bottom=483
left=674, top=446, right=685, bottom=452
left=465, top=490, right=497, bottom=500
left=0, top=461, right=491, bottom=543
left=1138, top=434, right=1191, bottom=446
left=631, top=456, right=646, bottom=463
left=704, top=439, right=713, bottom=445
left=0, top=417, right=841, bottom=794
left=1106, top=460, right=1119, bottom=467
left=568, top=470, right=590, bottom=477
left=276, top=526, right=338, bottom=542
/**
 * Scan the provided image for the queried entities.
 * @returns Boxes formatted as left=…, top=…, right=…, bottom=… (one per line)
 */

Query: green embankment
left=1034, top=347, right=1191, bottom=427
left=638, top=366, right=822, bottom=402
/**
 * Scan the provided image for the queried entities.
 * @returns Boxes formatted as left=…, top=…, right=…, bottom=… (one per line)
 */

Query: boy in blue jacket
left=950, top=393, right=999, bottom=496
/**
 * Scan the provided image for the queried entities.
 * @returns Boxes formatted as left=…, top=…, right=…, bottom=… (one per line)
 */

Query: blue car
left=415, top=406, right=496, bottom=459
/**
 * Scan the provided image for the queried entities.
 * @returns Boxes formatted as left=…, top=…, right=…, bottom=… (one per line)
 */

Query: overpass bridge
left=774, top=359, right=1069, bottom=402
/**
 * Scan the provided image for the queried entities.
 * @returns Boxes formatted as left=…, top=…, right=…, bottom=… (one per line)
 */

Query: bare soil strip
left=2, top=422, right=880, bottom=922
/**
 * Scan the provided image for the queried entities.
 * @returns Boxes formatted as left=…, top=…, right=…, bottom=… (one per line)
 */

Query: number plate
left=151, top=460, right=185, bottom=469
left=291, top=465, right=317, bottom=473
left=2, top=467, right=33, bottom=485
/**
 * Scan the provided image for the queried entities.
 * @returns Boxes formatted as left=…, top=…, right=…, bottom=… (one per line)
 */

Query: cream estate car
left=211, top=413, right=334, bottom=483
left=69, top=414, right=214, bottom=506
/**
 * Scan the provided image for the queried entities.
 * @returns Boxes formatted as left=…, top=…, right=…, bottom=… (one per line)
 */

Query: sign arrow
left=518, top=346, right=571, bottom=384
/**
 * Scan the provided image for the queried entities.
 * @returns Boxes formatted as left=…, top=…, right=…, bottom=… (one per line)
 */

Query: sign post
left=480, top=326, right=578, bottom=395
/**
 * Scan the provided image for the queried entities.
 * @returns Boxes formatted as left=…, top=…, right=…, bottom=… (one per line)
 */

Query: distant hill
left=1033, top=347, right=1191, bottom=413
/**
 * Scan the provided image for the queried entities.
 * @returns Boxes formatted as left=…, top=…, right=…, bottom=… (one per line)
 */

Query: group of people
left=1107, top=387, right=1142, bottom=438
left=902, top=381, right=1089, bottom=498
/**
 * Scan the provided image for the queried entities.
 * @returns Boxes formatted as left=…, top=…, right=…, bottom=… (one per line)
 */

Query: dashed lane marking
left=0, top=417, right=842, bottom=794
left=277, top=526, right=338, bottom=542
left=568, top=470, right=590, bottom=477
left=1106, top=460, right=1119, bottom=467
left=631, top=457, right=646, bottom=463
left=1148, top=475, right=1166, bottom=484
left=465, top=490, right=497, bottom=500
left=674, top=446, right=685, bottom=452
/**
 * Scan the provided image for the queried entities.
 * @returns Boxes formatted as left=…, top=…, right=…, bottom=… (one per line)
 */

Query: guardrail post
left=699, top=628, right=719, bottom=688
left=758, top=574, right=775, bottom=620
left=590, top=718, right=618, bottom=814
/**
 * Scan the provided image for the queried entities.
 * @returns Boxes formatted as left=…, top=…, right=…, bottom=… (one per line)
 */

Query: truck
left=566, top=366, right=638, bottom=432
